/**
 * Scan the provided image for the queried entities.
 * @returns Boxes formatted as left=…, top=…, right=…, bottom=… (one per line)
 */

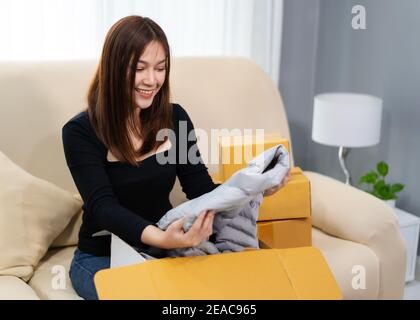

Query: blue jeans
left=69, top=249, right=110, bottom=300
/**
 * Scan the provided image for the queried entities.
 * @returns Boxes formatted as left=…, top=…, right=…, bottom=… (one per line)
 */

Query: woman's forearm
left=140, top=225, right=166, bottom=248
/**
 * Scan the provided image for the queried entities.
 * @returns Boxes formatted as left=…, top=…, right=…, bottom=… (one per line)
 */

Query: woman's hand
left=160, top=210, right=215, bottom=249
left=263, top=169, right=291, bottom=197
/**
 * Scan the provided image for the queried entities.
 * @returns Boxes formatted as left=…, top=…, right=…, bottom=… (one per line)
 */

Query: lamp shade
left=312, top=93, right=382, bottom=147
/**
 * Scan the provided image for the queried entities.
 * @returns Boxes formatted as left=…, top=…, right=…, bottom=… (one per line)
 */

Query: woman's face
left=133, top=41, right=167, bottom=110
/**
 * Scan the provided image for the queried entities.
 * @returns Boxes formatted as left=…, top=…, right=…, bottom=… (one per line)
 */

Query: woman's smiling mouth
left=135, top=88, right=154, bottom=99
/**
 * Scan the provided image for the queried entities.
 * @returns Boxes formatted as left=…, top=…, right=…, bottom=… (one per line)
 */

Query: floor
left=404, top=257, right=420, bottom=300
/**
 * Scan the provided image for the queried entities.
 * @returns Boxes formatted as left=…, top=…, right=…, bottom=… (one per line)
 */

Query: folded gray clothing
left=157, top=144, right=290, bottom=257
left=213, top=194, right=262, bottom=253
left=165, top=193, right=263, bottom=257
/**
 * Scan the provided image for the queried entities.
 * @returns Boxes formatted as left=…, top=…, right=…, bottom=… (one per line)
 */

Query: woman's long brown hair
left=87, top=16, right=173, bottom=166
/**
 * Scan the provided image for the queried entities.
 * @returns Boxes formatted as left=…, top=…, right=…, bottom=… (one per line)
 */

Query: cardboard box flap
left=94, top=247, right=342, bottom=300
left=276, top=247, right=342, bottom=300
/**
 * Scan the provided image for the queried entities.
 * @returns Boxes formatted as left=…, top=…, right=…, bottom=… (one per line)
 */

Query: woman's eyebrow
left=137, top=59, right=166, bottom=65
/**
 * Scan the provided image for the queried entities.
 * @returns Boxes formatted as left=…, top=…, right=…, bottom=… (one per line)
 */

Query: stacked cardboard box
left=217, top=133, right=312, bottom=249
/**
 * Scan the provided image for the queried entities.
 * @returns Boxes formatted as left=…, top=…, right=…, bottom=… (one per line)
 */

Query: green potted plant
left=358, top=161, right=404, bottom=207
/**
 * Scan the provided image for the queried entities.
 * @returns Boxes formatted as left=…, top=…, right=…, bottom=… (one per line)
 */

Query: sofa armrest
left=0, top=276, right=40, bottom=300
left=304, top=171, right=406, bottom=299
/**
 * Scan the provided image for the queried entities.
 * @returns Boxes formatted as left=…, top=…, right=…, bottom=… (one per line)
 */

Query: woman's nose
left=143, top=70, right=157, bottom=86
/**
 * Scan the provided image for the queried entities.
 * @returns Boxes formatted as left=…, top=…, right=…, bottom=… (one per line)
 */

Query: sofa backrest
left=0, top=57, right=293, bottom=204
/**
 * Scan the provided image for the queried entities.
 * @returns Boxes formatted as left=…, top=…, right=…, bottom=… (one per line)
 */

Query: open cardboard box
left=94, top=246, right=342, bottom=300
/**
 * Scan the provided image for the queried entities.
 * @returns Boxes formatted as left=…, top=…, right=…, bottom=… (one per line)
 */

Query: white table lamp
left=312, top=93, right=383, bottom=185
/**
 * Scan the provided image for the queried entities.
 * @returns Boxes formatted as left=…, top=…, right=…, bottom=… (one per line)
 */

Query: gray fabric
left=157, top=144, right=290, bottom=257
left=165, top=193, right=263, bottom=257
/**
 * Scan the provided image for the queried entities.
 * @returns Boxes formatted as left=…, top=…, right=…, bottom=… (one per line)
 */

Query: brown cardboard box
left=94, top=247, right=342, bottom=300
left=217, top=134, right=310, bottom=221
left=258, top=218, right=312, bottom=249
left=216, top=134, right=312, bottom=248
left=258, top=167, right=311, bottom=221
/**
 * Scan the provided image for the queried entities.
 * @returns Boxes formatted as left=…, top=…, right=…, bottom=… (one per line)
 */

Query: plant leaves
left=377, top=161, right=388, bottom=177
left=372, top=190, right=385, bottom=200
left=374, top=179, right=385, bottom=192
left=358, top=171, right=378, bottom=184
left=358, top=163, right=404, bottom=201
left=377, top=184, right=391, bottom=200
left=366, top=171, right=378, bottom=183
left=391, top=183, right=404, bottom=193
left=358, top=175, right=368, bottom=184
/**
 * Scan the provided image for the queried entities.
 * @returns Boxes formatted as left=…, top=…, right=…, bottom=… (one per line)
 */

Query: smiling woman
left=62, top=15, right=219, bottom=300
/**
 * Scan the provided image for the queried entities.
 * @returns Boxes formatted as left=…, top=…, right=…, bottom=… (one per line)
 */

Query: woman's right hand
left=162, top=210, right=215, bottom=249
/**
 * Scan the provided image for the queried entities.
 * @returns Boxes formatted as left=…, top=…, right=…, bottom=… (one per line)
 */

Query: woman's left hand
left=263, top=169, right=291, bottom=197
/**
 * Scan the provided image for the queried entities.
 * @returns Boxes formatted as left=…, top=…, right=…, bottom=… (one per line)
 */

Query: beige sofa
left=0, top=58, right=406, bottom=299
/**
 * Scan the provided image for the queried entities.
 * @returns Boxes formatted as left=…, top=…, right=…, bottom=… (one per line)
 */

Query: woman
left=62, top=15, right=288, bottom=300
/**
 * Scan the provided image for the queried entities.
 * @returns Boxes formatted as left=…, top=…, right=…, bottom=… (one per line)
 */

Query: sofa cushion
left=50, top=203, right=83, bottom=248
left=312, top=227, right=380, bottom=300
left=0, top=276, right=40, bottom=300
left=29, top=246, right=82, bottom=300
left=0, top=150, right=83, bottom=281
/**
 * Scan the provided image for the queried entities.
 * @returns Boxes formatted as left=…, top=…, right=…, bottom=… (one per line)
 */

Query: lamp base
left=338, top=146, right=352, bottom=185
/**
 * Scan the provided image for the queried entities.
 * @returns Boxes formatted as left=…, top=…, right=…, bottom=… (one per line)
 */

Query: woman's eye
left=136, top=68, right=164, bottom=72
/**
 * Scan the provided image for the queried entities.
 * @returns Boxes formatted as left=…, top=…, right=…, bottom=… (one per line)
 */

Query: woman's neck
left=129, top=107, right=141, bottom=134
